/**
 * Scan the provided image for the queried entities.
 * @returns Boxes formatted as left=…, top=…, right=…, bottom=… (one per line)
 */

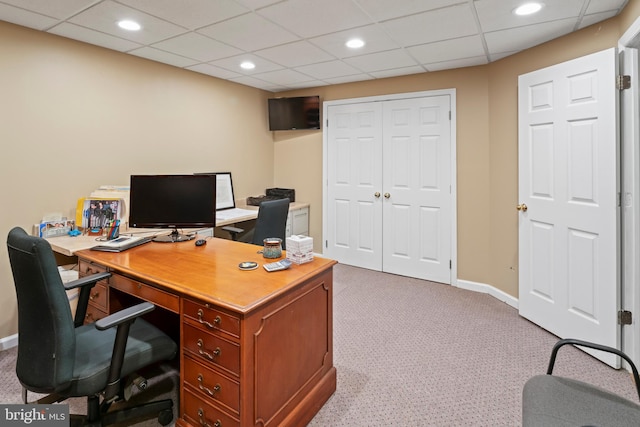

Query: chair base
left=69, top=396, right=173, bottom=427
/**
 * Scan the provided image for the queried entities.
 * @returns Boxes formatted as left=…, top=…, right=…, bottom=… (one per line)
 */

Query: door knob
left=374, top=192, right=380, bottom=198
left=516, top=203, right=528, bottom=212
left=384, top=193, right=390, bottom=199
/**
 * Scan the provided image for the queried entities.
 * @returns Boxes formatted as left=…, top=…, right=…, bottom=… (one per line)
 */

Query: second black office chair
left=7, top=226, right=178, bottom=426
left=223, top=198, right=290, bottom=249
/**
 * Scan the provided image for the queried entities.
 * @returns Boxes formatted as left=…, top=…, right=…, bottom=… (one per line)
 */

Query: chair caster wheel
left=158, top=408, right=173, bottom=426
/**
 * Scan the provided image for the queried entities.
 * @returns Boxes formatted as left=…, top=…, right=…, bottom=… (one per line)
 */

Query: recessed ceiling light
left=117, top=20, right=141, bottom=31
left=240, top=61, right=255, bottom=70
left=514, top=2, right=543, bottom=16
left=346, top=38, right=365, bottom=49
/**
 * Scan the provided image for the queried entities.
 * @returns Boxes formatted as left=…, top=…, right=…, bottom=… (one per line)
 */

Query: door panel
left=383, top=96, right=451, bottom=283
left=518, top=48, right=619, bottom=366
left=326, top=103, right=383, bottom=270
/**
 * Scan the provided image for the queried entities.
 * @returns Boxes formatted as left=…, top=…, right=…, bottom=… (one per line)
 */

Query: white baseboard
left=456, top=279, right=519, bottom=309
left=0, top=334, right=18, bottom=351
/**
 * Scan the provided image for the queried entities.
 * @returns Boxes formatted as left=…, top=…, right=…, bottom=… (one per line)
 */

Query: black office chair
left=222, top=198, right=290, bottom=249
left=522, top=338, right=640, bottom=426
left=6, top=227, right=178, bottom=426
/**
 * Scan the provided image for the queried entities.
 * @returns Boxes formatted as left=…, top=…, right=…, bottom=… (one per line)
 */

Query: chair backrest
left=251, top=198, right=290, bottom=249
left=7, top=227, right=75, bottom=392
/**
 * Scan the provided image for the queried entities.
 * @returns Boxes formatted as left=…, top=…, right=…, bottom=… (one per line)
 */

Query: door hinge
left=325, top=240, right=328, bottom=248
left=326, top=119, right=329, bottom=128
left=618, top=310, right=632, bottom=325
left=449, top=260, right=452, bottom=269
left=617, top=75, right=631, bottom=90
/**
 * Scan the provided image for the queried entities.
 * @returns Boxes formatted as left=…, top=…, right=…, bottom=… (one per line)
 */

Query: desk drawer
left=85, top=304, right=108, bottom=323
left=183, top=387, right=240, bottom=427
left=79, top=260, right=107, bottom=276
left=109, top=274, right=179, bottom=313
left=183, top=299, right=240, bottom=340
left=183, top=323, right=240, bottom=377
left=88, top=282, right=108, bottom=311
left=184, top=357, right=239, bottom=414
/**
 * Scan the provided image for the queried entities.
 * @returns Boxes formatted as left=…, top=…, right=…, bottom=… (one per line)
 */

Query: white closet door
left=382, top=96, right=452, bottom=283
left=326, top=102, right=383, bottom=270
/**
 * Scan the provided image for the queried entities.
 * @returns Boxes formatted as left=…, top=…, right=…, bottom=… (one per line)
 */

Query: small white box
left=286, top=235, right=314, bottom=264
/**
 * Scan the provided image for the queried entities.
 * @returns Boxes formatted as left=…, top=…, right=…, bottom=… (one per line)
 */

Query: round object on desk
left=238, top=261, right=258, bottom=271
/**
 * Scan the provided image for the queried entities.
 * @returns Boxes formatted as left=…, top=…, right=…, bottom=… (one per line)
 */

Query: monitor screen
left=268, top=96, right=320, bottom=131
left=129, top=174, right=216, bottom=242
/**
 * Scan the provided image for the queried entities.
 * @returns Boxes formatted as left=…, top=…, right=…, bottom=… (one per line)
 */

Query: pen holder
left=262, top=238, right=282, bottom=259
left=106, top=224, right=120, bottom=240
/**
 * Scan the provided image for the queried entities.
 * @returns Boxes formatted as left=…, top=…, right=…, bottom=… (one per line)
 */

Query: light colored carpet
left=1, top=263, right=637, bottom=426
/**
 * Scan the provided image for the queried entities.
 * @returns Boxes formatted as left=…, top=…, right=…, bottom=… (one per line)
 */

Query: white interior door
left=518, top=48, right=620, bottom=366
left=382, top=96, right=451, bottom=283
left=326, top=102, right=383, bottom=270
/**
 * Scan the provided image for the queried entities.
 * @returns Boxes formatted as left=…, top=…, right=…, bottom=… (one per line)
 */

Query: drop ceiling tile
left=294, top=60, right=362, bottom=80
left=186, top=63, right=243, bottom=80
left=197, top=12, right=299, bottom=51
left=309, top=24, right=400, bottom=58
left=257, top=0, right=373, bottom=38
left=408, top=36, right=486, bottom=65
left=489, top=50, right=518, bottom=62
left=117, top=0, right=248, bottom=30
left=425, top=55, right=488, bottom=71
left=355, top=0, right=458, bottom=22
left=48, top=21, right=142, bottom=50
left=381, top=3, right=478, bottom=47
left=343, top=49, right=419, bottom=73
left=129, top=46, right=199, bottom=67
left=475, top=0, right=584, bottom=32
left=152, top=32, right=242, bottom=62
left=368, top=65, right=426, bottom=79
left=255, top=40, right=334, bottom=67
left=0, top=0, right=99, bottom=19
left=323, top=74, right=374, bottom=85
left=0, top=3, right=58, bottom=30
left=485, top=18, right=576, bottom=55
left=251, top=68, right=317, bottom=86
left=209, top=54, right=284, bottom=74
left=579, top=11, right=618, bottom=29
left=586, top=0, right=628, bottom=14
left=68, top=0, right=187, bottom=44
left=233, top=0, right=282, bottom=10
left=229, top=75, right=290, bottom=92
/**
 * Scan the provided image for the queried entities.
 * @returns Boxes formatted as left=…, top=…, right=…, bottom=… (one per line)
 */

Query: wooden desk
left=75, top=237, right=336, bottom=427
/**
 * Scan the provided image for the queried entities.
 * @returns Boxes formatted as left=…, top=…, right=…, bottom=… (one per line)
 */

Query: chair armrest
left=64, top=272, right=112, bottom=328
left=94, top=302, right=155, bottom=331
left=547, top=338, right=640, bottom=401
left=222, top=225, right=244, bottom=234
left=63, top=271, right=111, bottom=291
left=94, top=301, right=156, bottom=402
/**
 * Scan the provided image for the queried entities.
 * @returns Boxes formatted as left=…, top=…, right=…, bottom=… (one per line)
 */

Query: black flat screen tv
left=129, top=174, right=216, bottom=243
left=268, top=96, right=320, bottom=130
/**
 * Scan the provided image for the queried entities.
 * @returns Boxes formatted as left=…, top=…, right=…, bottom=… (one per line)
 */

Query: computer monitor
left=129, top=174, right=216, bottom=243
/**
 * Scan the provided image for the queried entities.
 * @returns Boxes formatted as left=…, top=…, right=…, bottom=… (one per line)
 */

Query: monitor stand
left=152, top=228, right=195, bottom=243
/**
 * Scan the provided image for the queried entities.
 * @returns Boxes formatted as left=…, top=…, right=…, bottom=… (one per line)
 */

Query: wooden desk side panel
left=245, top=268, right=336, bottom=427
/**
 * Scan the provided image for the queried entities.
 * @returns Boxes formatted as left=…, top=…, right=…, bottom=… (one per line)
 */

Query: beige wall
left=2, top=2, right=639, bottom=340
left=0, top=22, right=273, bottom=338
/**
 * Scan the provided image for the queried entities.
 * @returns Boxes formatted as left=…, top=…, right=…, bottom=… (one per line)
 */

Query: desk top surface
left=76, top=237, right=335, bottom=314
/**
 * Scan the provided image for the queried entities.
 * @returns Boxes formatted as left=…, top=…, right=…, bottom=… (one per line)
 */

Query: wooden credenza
left=76, top=237, right=336, bottom=426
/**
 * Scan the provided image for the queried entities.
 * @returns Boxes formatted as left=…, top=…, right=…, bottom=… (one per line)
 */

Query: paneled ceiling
left=0, top=0, right=629, bottom=92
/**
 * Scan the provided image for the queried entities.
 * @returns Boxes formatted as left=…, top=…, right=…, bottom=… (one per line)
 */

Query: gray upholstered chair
left=523, top=338, right=640, bottom=426
left=223, top=198, right=290, bottom=249
left=6, top=226, right=178, bottom=426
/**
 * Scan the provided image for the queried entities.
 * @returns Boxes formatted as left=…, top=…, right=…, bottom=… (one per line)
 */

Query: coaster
left=238, top=261, right=258, bottom=271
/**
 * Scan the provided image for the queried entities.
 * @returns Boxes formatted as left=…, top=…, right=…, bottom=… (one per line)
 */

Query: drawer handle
left=197, top=408, right=221, bottom=427
left=197, top=374, right=221, bottom=397
left=85, top=313, right=95, bottom=322
left=197, top=309, right=221, bottom=329
left=89, top=291, right=100, bottom=301
left=196, top=339, right=221, bottom=360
